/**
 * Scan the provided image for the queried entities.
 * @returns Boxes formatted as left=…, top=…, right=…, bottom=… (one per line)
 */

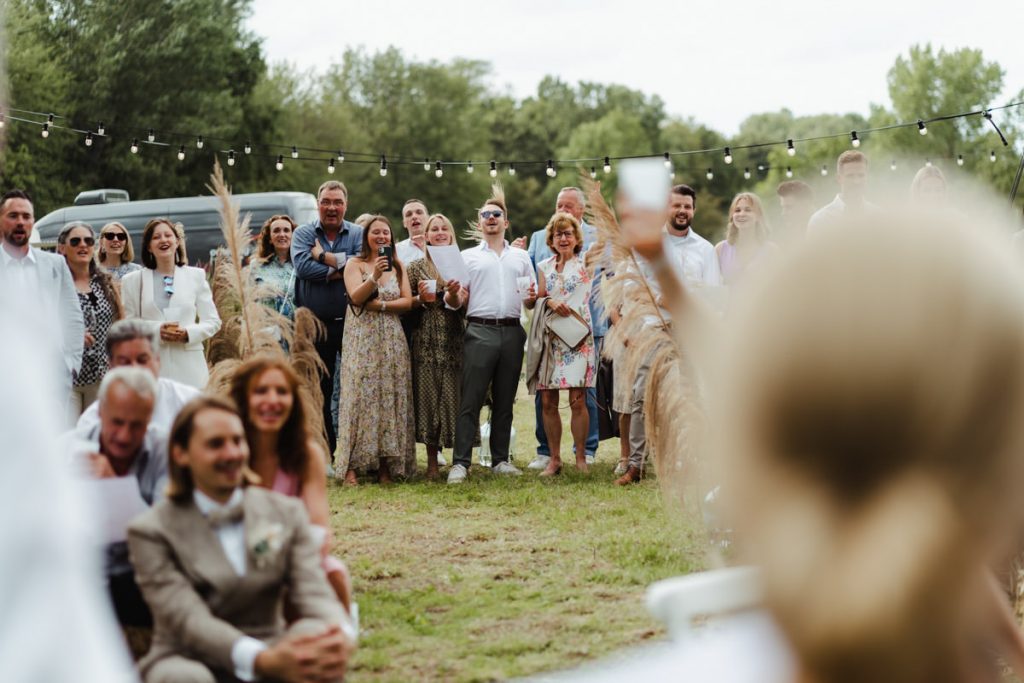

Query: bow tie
left=206, top=503, right=244, bottom=528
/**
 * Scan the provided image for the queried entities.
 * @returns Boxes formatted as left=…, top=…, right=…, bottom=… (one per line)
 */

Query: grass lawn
left=330, top=382, right=709, bottom=682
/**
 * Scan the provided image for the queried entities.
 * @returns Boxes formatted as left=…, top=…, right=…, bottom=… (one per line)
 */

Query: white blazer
left=121, top=265, right=221, bottom=389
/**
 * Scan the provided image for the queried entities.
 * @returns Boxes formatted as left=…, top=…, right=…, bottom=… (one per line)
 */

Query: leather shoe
left=615, top=465, right=641, bottom=486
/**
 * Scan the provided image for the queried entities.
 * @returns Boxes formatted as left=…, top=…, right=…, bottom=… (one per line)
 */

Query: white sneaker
left=527, top=455, right=550, bottom=470
left=447, top=464, right=468, bottom=484
left=585, top=454, right=595, bottom=465
left=492, top=461, right=523, bottom=476
left=614, top=461, right=629, bottom=476
left=437, top=453, right=448, bottom=467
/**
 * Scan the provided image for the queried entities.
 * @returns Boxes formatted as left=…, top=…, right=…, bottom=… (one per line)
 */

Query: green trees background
left=2, top=0, right=1022, bottom=243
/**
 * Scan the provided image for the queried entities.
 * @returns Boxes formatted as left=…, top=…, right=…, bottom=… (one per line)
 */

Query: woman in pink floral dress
left=535, top=212, right=595, bottom=476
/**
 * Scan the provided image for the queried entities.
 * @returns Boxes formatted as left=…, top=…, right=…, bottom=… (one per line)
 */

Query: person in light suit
left=128, top=395, right=354, bottom=683
left=0, top=189, right=84, bottom=418
left=121, top=218, right=221, bottom=389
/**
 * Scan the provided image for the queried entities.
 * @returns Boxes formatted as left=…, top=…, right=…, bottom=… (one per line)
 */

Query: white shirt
left=461, top=240, right=536, bottom=319
left=664, top=229, right=721, bottom=287
left=807, top=194, right=882, bottom=233
left=0, top=243, right=40, bottom=291
left=77, top=376, right=200, bottom=434
left=395, top=238, right=426, bottom=265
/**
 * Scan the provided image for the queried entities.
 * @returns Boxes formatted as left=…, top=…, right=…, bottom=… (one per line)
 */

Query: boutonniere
left=248, top=522, right=285, bottom=569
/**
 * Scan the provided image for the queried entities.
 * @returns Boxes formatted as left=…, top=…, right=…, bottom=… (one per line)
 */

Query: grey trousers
left=453, top=323, right=526, bottom=469
left=628, top=341, right=669, bottom=470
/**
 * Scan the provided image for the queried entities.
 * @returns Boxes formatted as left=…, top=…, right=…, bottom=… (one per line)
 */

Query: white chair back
left=645, top=566, right=762, bottom=639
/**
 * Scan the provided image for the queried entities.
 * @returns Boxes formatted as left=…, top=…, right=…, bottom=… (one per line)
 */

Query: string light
left=41, top=115, right=51, bottom=137
left=663, top=152, right=671, bottom=169
left=546, top=160, right=556, bottom=178
left=275, top=155, right=284, bottom=171
left=890, top=160, right=897, bottom=171
left=590, top=167, right=597, bottom=179
left=379, top=155, right=387, bottom=177
left=466, top=161, right=474, bottom=174
left=925, top=159, right=932, bottom=167
left=435, top=161, right=443, bottom=178
left=196, top=136, right=204, bottom=149
left=337, top=150, right=345, bottom=164
left=176, top=145, right=186, bottom=161
left=96, top=121, right=105, bottom=136
left=723, top=147, right=733, bottom=165
left=957, top=154, right=964, bottom=166
left=785, top=167, right=793, bottom=178
left=423, top=158, right=431, bottom=171
left=705, top=168, right=714, bottom=181
left=130, top=138, right=139, bottom=154
left=850, top=131, right=861, bottom=148
left=291, top=146, right=299, bottom=159
left=603, top=156, right=611, bottom=174
left=787, top=139, right=796, bottom=156
left=743, top=168, right=751, bottom=180
left=917, top=120, right=927, bottom=135
left=147, top=128, right=155, bottom=143
left=244, top=141, right=252, bottom=155
left=990, top=150, right=997, bottom=163
left=508, top=163, right=516, bottom=176
left=84, top=132, right=93, bottom=147
left=0, top=111, right=5, bottom=129
left=227, top=150, right=236, bottom=166
left=327, top=157, right=335, bottom=174
left=757, top=163, right=765, bottom=172
left=820, top=165, right=828, bottom=176
left=669, top=170, right=676, bottom=180
left=489, top=160, right=498, bottom=178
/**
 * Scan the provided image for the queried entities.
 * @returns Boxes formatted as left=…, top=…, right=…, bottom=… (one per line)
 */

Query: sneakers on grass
left=437, top=453, right=448, bottom=467
left=447, top=464, right=468, bottom=484
left=613, top=461, right=629, bottom=476
left=585, top=454, right=595, bottom=466
left=527, top=455, right=550, bottom=470
left=492, top=461, right=523, bottom=476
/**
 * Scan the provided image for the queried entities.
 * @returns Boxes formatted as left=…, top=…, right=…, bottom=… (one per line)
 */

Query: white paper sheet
left=79, top=476, right=150, bottom=544
left=426, top=245, right=470, bottom=286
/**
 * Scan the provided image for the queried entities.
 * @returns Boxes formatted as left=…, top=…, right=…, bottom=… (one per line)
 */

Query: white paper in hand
left=426, top=245, right=471, bottom=286
left=619, top=158, right=672, bottom=211
left=78, top=477, right=150, bottom=545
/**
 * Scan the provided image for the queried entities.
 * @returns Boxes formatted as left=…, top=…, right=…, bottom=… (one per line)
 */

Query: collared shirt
left=0, top=243, right=40, bottom=291
left=77, top=376, right=200, bottom=434
left=290, top=218, right=364, bottom=322
left=395, top=238, right=425, bottom=265
left=807, top=194, right=882, bottom=233
left=462, top=240, right=536, bottom=319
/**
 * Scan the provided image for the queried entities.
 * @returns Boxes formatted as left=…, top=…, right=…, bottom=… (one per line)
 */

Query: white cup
left=422, top=279, right=437, bottom=302
left=517, top=276, right=533, bottom=299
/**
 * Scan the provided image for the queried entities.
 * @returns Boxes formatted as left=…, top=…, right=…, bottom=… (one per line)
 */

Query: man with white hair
left=77, top=318, right=199, bottom=432
left=66, top=366, right=169, bottom=627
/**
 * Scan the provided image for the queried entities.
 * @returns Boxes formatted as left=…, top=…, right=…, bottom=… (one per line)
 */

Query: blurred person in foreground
left=588, top=192, right=1024, bottom=682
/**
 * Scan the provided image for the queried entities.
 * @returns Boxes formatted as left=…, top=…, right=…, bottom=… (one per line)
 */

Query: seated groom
left=128, top=395, right=354, bottom=683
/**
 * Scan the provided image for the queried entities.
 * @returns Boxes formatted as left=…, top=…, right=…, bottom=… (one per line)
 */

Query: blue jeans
left=535, top=337, right=602, bottom=457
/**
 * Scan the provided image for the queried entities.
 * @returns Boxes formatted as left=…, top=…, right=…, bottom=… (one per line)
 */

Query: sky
left=248, top=0, right=1023, bottom=136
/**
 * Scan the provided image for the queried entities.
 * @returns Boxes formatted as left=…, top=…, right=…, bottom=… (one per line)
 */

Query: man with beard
left=0, top=189, right=84, bottom=419
left=616, top=184, right=719, bottom=485
left=291, top=181, right=364, bottom=456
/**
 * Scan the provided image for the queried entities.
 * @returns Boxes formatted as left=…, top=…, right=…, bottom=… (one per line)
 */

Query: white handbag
left=546, top=309, right=590, bottom=349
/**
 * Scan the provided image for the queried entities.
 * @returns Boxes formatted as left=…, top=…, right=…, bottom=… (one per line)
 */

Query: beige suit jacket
left=128, top=486, right=345, bottom=677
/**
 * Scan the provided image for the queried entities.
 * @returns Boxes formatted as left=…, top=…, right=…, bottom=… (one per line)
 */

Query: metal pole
left=1010, top=146, right=1024, bottom=207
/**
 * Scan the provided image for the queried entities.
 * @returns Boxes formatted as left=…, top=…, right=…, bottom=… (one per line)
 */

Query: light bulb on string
left=96, top=121, right=105, bottom=136
left=227, top=150, right=236, bottom=167
left=423, top=158, right=431, bottom=171
left=244, top=141, right=252, bottom=155
left=337, top=150, right=345, bottom=164
left=275, top=155, right=284, bottom=171
left=196, top=136, right=204, bottom=150
left=147, top=129, right=155, bottom=143
left=603, top=156, right=612, bottom=174
left=327, top=158, right=335, bottom=174
left=957, top=154, right=964, bottom=167
left=785, top=166, right=793, bottom=178
left=669, top=170, right=676, bottom=180
left=925, top=159, right=932, bottom=167
left=546, top=160, right=556, bottom=178
left=990, top=150, right=997, bottom=163
left=787, top=139, right=796, bottom=156
left=130, top=138, right=139, bottom=154
left=466, top=161, right=474, bottom=174
left=41, top=122, right=50, bottom=138
left=590, top=167, right=597, bottom=179
left=850, top=131, right=860, bottom=148
left=820, top=165, right=828, bottom=176
left=743, top=168, right=751, bottom=180
left=489, top=160, right=498, bottom=178
left=917, top=120, right=927, bottom=135
left=723, top=147, right=733, bottom=164
left=508, top=164, right=516, bottom=176
left=291, top=146, right=299, bottom=159
left=705, top=168, right=714, bottom=181
left=379, top=155, right=388, bottom=177
left=663, top=152, right=672, bottom=169
left=757, top=163, right=765, bottom=172
left=84, top=132, right=94, bottom=147
left=177, top=145, right=186, bottom=161
left=890, top=160, right=897, bottom=171
left=435, top=161, right=444, bottom=178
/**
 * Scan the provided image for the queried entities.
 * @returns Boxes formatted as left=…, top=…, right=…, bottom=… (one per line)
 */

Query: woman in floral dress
left=337, top=216, right=418, bottom=484
left=535, top=212, right=595, bottom=476
left=251, top=214, right=297, bottom=319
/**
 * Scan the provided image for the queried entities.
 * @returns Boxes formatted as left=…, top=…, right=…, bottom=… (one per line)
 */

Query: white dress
left=537, top=255, right=595, bottom=389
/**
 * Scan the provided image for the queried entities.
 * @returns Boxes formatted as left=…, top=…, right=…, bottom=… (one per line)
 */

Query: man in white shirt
left=0, top=189, right=84, bottom=415
left=807, top=150, right=879, bottom=232
left=128, top=395, right=354, bottom=683
left=77, top=318, right=200, bottom=433
left=395, top=198, right=428, bottom=265
left=617, top=184, right=719, bottom=485
left=448, top=190, right=538, bottom=484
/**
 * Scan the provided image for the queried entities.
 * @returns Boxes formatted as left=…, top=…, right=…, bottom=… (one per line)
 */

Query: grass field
left=330, top=382, right=708, bottom=682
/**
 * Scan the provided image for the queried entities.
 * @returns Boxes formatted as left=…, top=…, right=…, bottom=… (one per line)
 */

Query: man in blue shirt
left=525, top=187, right=605, bottom=470
left=291, top=180, right=364, bottom=456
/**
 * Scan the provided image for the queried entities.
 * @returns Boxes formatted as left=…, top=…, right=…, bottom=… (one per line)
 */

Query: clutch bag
left=547, top=309, right=590, bottom=349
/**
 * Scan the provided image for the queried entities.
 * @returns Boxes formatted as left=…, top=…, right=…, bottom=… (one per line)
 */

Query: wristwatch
left=317, top=251, right=326, bottom=264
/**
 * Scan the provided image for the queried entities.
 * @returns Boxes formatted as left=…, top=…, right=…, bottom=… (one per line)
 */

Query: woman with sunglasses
left=96, top=222, right=141, bottom=281
left=57, top=222, right=123, bottom=419
left=121, top=218, right=221, bottom=389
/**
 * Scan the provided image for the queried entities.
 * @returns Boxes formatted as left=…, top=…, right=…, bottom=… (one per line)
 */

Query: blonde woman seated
left=534, top=212, right=595, bottom=476
left=121, top=218, right=221, bottom=389
left=338, top=216, right=418, bottom=485
left=713, top=193, right=778, bottom=286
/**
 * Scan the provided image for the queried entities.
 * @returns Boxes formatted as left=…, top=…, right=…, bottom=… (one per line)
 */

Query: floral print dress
left=537, top=255, right=595, bottom=389
left=335, top=272, right=416, bottom=477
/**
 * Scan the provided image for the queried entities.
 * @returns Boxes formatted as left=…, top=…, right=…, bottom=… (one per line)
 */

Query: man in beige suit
left=128, top=396, right=354, bottom=683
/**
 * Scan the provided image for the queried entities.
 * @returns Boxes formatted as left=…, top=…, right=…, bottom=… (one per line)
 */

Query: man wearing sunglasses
left=0, top=189, right=84, bottom=422
left=448, top=190, right=537, bottom=484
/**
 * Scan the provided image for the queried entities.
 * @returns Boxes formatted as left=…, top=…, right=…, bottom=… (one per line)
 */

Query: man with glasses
left=447, top=190, right=537, bottom=484
left=291, top=181, right=364, bottom=456
left=0, top=189, right=84, bottom=421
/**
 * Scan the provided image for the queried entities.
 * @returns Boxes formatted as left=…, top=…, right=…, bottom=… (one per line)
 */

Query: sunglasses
left=68, top=236, right=95, bottom=247
left=162, top=275, right=174, bottom=296
left=102, top=232, right=128, bottom=242
left=480, top=210, right=504, bottom=219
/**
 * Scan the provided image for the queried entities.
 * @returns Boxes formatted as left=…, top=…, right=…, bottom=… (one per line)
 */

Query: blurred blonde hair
left=910, top=164, right=947, bottom=198
left=724, top=192, right=769, bottom=245
left=717, top=214, right=1024, bottom=683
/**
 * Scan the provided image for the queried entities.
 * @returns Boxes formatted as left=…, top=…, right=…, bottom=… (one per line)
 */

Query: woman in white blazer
left=121, top=219, right=221, bottom=389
